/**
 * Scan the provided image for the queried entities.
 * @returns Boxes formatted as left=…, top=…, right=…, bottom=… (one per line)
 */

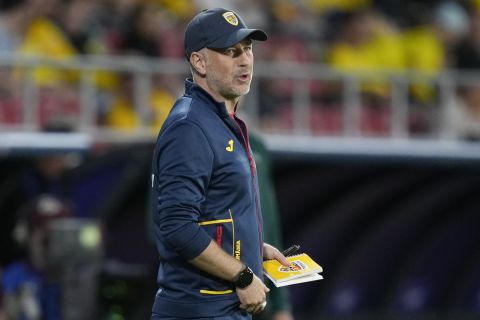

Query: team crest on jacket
left=279, top=260, right=307, bottom=272
left=222, top=12, right=238, bottom=26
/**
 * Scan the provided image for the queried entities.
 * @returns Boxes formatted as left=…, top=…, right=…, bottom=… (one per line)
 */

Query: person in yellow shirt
left=105, top=75, right=176, bottom=134
left=325, top=9, right=405, bottom=105
left=401, top=1, right=468, bottom=104
left=306, top=0, right=371, bottom=14
left=19, top=16, right=78, bottom=87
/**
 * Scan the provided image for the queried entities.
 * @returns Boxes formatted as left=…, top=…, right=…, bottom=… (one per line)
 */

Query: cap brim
left=207, top=28, right=268, bottom=49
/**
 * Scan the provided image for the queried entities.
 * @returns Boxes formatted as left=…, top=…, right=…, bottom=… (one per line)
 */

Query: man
left=150, top=8, right=290, bottom=320
left=1, top=196, right=69, bottom=320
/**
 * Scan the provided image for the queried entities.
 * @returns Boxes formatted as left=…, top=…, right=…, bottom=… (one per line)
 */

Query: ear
left=190, top=52, right=207, bottom=77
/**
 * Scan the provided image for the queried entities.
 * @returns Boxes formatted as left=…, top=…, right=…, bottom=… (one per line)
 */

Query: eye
left=224, top=48, right=236, bottom=56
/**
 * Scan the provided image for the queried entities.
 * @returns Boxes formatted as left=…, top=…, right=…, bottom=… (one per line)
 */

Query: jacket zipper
left=229, top=114, right=264, bottom=255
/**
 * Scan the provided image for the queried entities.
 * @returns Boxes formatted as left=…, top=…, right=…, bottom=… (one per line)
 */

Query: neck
left=224, top=100, right=237, bottom=114
left=193, top=77, right=239, bottom=114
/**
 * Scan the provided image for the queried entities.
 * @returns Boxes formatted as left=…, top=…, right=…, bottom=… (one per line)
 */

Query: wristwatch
left=232, top=264, right=254, bottom=289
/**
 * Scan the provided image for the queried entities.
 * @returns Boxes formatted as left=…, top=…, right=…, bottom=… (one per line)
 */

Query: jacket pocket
left=197, top=210, right=237, bottom=295
left=198, top=210, right=236, bottom=257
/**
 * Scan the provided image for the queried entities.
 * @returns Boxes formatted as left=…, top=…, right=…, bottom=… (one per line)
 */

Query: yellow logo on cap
left=222, top=12, right=238, bottom=26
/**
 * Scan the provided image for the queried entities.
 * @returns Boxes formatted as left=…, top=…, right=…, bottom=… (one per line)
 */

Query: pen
left=282, top=244, right=300, bottom=257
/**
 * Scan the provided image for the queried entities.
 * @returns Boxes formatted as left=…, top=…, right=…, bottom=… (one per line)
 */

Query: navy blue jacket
left=151, top=79, right=264, bottom=318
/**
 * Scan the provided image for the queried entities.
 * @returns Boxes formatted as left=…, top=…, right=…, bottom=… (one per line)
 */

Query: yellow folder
left=263, top=253, right=323, bottom=287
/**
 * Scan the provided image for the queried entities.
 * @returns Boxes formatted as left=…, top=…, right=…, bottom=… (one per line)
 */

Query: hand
left=236, top=274, right=270, bottom=314
left=263, top=243, right=290, bottom=267
left=273, top=311, right=295, bottom=320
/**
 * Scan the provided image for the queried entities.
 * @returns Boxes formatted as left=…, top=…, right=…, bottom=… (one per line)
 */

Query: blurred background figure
left=323, top=8, right=404, bottom=135
left=1, top=195, right=69, bottom=320
left=455, top=3, right=480, bottom=69
left=0, top=0, right=33, bottom=125
left=250, top=134, right=294, bottom=320
left=0, top=133, right=80, bottom=271
left=447, top=83, right=480, bottom=140
left=325, top=8, right=404, bottom=105
left=1, top=195, right=102, bottom=320
left=401, top=0, right=468, bottom=106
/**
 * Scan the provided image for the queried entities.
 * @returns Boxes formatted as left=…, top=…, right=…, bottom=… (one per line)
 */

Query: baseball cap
left=184, top=8, right=268, bottom=59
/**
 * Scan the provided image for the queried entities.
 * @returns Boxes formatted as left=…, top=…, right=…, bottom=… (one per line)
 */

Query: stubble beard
left=206, top=70, right=251, bottom=101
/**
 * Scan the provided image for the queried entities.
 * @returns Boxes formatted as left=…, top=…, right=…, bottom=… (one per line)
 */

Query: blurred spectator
left=17, top=0, right=78, bottom=87
left=455, top=6, right=480, bottom=69
left=104, top=74, right=139, bottom=130
left=1, top=195, right=69, bottom=320
left=0, top=0, right=84, bottom=128
left=60, top=0, right=104, bottom=55
left=326, top=9, right=405, bottom=108
left=2, top=195, right=102, bottom=320
left=0, top=0, right=33, bottom=124
left=105, top=74, right=176, bottom=134
left=194, top=0, right=271, bottom=33
left=150, top=76, right=179, bottom=133
left=305, top=0, right=371, bottom=14
left=447, top=83, right=480, bottom=140
left=117, top=3, right=170, bottom=56
left=267, top=0, right=320, bottom=41
left=256, top=1, right=318, bottom=133
left=306, top=0, right=376, bottom=42
left=452, top=2, right=480, bottom=139
left=151, top=0, right=195, bottom=22
left=100, top=2, right=184, bottom=131
left=433, top=1, right=469, bottom=63
left=0, top=124, right=82, bottom=271
left=0, top=0, right=30, bottom=53
left=401, top=1, right=469, bottom=104
left=325, top=9, right=404, bottom=84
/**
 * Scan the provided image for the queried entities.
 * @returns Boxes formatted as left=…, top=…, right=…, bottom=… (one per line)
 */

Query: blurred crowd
left=1, top=0, right=480, bottom=138
left=1, top=0, right=480, bottom=137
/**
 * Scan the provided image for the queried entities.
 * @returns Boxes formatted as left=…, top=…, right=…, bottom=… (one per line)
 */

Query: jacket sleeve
left=153, top=120, right=214, bottom=260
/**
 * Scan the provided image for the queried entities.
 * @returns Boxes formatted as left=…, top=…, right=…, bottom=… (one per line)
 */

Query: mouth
left=237, top=73, right=250, bottom=82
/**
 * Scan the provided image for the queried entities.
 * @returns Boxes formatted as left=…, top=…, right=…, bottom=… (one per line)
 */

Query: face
left=197, top=39, right=254, bottom=102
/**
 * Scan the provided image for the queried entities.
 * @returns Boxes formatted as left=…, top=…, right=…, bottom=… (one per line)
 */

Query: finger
left=247, top=304, right=258, bottom=314
left=263, top=283, right=270, bottom=293
left=275, top=251, right=291, bottom=266
left=240, top=301, right=258, bottom=313
left=260, top=300, right=267, bottom=310
left=252, top=301, right=267, bottom=315
left=250, top=304, right=261, bottom=315
left=240, top=303, right=258, bottom=312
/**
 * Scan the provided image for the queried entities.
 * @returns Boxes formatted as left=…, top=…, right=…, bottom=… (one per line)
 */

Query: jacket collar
left=185, top=78, right=231, bottom=118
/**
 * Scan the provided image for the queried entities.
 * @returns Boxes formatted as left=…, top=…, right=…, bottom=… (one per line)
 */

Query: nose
left=238, top=49, right=252, bottom=67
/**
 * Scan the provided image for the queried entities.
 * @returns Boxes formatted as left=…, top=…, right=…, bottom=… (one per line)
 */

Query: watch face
left=236, top=267, right=254, bottom=289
